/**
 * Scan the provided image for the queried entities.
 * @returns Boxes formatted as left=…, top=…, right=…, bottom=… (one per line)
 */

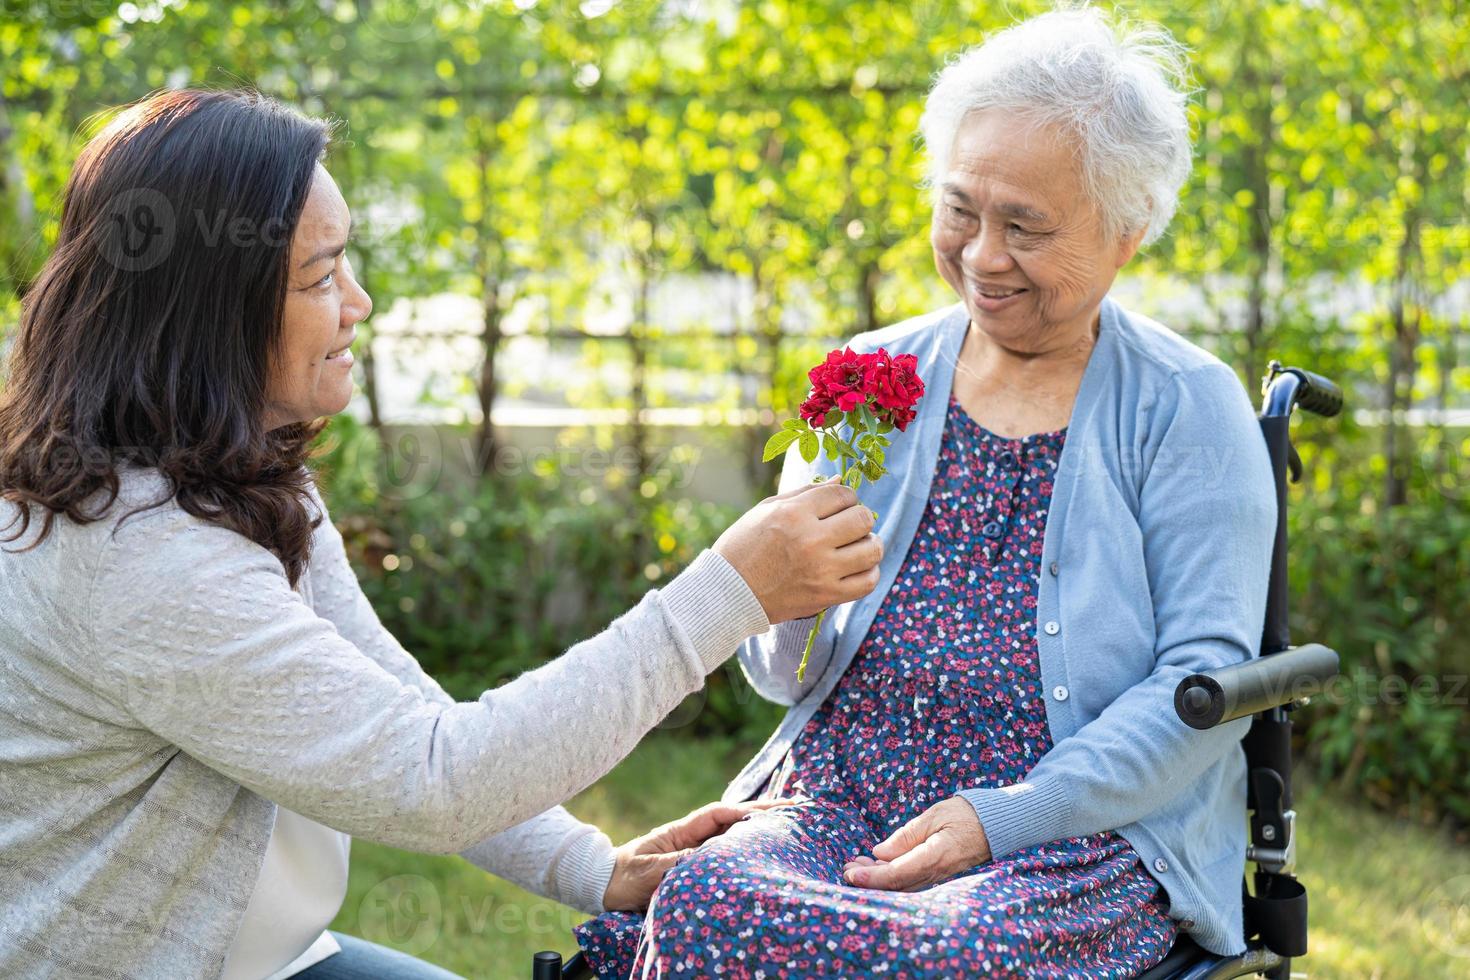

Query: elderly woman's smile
left=931, top=107, right=1144, bottom=353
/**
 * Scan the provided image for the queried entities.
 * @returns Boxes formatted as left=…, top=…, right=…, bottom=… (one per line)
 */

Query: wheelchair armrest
left=1173, top=644, right=1339, bottom=730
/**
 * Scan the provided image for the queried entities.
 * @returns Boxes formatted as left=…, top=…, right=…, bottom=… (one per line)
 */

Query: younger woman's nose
left=341, top=260, right=372, bottom=324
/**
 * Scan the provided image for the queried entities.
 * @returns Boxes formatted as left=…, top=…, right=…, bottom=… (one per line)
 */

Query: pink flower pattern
left=576, top=394, right=1177, bottom=977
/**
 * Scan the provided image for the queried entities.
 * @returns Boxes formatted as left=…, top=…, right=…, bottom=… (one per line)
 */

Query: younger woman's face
left=263, top=164, right=372, bottom=430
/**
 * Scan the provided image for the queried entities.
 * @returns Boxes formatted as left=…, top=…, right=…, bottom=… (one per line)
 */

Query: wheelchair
left=534, top=360, right=1345, bottom=980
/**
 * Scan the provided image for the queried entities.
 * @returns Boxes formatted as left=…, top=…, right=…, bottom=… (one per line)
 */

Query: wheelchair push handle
left=1286, top=367, right=1343, bottom=418
left=533, top=951, right=563, bottom=979
left=1174, top=643, right=1340, bottom=730
left=1262, top=361, right=1343, bottom=419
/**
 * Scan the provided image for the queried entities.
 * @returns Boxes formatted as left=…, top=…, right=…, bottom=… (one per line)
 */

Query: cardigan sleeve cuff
left=553, top=828, right=617, bottom=915
left=657, top=549, right=771, bottom=675
left=958, top=776, right=1074, bottom=861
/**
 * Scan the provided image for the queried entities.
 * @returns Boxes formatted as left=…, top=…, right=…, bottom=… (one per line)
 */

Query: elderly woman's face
left=263, top=165, right=373, bottom=430
left=931, top=109, right=1143, bottom=351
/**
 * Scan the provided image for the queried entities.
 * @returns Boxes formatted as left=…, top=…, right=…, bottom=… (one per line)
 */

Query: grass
left=329, top=734, right=1470, bottom=978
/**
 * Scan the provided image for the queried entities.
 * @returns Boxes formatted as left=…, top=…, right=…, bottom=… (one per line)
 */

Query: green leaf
left=762, top=429, right=799, bottom=461
left=799, top=430, right=819, bottom=463
left=844, top=468, right=865, bottom=490
left=782, top=418, right=806, bottom=432
left=862, top=458, right=885, bottom=480
left=877, top=420, right=895, bottom=434
left=822, top=409, right=841, bottom=428
left=822, top=433, right=839, bottom=460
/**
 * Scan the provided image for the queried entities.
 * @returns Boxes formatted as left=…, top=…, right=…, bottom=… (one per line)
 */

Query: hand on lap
left=602, top=798, right=795, bottom=911
left=842, top=796, right=991, bottom=892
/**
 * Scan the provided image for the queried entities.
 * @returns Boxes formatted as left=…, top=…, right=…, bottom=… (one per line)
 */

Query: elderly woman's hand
left=602, top=798, right=794, bottom=911
left=841, top=797, right=991, bottom=891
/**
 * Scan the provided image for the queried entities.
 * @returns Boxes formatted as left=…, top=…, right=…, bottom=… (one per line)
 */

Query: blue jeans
left=291, top=931, right=465, bottom=979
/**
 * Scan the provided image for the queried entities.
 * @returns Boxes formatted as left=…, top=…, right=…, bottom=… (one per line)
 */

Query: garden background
left=3, top=0, right=1467, bottom=975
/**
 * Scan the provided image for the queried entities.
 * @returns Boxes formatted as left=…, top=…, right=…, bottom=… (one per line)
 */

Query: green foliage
left=2, top=0, right=1466, bottom=824
left=1288, top=490, right=1470, bottom=826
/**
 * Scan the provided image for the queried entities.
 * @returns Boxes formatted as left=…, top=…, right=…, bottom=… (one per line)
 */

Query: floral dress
left=576, top=393, right=1177, bottom=978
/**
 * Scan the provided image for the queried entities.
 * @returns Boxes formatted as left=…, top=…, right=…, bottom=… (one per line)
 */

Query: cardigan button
left=998, top=450, right=1017, bottom=469
left=1181, top=919, right=1195, bottom=930
left=1049, top=560, right=1059, bottom=576
left=1043, top=620, right=1060, bottom=635
left=1153, top=858, right=1170, bottom=874
left=982, top=521, right=1002, bottom=539
left=1051, top=685, right=1069, bottom=701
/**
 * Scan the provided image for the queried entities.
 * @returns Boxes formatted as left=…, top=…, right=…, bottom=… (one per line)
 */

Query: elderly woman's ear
left=1116, top=223, right=1149, bottom=268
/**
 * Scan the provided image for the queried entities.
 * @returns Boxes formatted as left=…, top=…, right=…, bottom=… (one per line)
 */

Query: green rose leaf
left=799, top=430, right=820, bottom=463
left=762, top=429, right=799, bottom=461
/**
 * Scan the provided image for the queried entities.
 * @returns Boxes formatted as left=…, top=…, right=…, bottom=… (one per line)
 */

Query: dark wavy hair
left=0, top=88, right=338, bottom=587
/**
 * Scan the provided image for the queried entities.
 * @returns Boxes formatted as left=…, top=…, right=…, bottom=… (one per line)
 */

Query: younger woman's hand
left=840, top=796, right=991, bottom=892
left=602, top=798, right=794, bottom=911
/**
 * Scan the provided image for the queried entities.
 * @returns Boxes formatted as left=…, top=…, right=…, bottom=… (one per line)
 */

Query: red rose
left=870, top=349, right=925, bottom=410
left=798, top=346, right=925, bottom=430
left=868, top=348, right=925, bottom=430
left=885, top=405, right=917, bottom=431
left=798, top=390, right=835, bottom=426
left=805, top=346, right=872, bottom=418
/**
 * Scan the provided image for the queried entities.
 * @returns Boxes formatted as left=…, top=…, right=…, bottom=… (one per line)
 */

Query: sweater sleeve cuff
left=657, top=549, right=771, bottom=674
left=553, top=828, right=617, bottom=915
left=958, top=776, right=1073, bottom=861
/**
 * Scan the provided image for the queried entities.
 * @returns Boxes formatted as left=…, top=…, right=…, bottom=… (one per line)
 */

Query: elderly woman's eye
left=315, top=270, right=336, bottom=289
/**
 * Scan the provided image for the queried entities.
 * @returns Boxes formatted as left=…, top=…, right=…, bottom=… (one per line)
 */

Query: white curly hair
left=919, top=3, right=1198, bottom=248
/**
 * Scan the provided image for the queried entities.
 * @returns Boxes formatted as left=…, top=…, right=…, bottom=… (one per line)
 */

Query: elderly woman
left=575, top=8, right=1275, bottom=978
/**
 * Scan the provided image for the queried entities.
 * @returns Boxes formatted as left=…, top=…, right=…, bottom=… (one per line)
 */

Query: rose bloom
left=797, top=346, right=925, bottom=431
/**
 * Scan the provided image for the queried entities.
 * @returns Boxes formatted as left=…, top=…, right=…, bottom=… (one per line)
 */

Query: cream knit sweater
left=0, top=464, right=768, bottom=978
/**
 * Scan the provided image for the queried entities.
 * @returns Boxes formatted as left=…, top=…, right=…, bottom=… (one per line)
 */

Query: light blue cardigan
left=725, top=295, right=1276, bottom=957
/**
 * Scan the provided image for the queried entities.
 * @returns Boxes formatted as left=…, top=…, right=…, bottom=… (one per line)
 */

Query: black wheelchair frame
left=534, top=360, right=1345, bottom=980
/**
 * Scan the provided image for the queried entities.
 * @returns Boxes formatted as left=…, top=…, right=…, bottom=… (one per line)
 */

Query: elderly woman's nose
left=961, top=223, right=1016, bottom=273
